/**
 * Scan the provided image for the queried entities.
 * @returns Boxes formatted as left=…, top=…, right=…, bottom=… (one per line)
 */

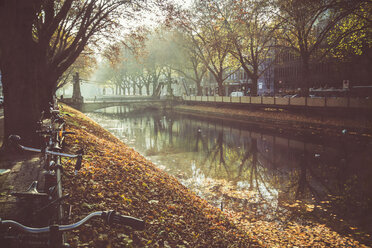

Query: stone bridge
left=61, top=96, right=175, bottom=112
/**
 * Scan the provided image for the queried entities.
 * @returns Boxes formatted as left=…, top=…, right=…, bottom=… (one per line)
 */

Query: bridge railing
left=182, top=96, right=372, bottom=110
left=84, top=96, right=157, bottom=102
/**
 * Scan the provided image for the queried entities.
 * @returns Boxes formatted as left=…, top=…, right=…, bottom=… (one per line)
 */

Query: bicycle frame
left=0, top=103, right=145, bottom=247
left=8, top=134, right=83, bottom=247
left=1, top=211, right=144, bottom=247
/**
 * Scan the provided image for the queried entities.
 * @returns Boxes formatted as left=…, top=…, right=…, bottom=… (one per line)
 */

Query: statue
left=72, top=72, right=83, bottom=103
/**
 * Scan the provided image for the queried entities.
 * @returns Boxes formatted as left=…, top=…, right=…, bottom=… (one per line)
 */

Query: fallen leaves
left=60, top=105, right=257, bottom=248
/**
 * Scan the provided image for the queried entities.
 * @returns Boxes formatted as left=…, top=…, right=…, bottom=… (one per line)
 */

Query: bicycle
left=6, top=102, right=83, bottom=245
left=0, top=210, right=145, bottom=247
left=8, top=134, right=83, bottom=245
left=38, top=103, right=70, bottom=150
left=4, top=135, right=144, bottom=247
left=2, top=103, right=145, bottom=247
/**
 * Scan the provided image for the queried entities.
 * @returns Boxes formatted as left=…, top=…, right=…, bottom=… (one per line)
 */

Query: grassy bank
left=61, top=105, right=370, bottom=247
left=61, top=105, right=257, bottom=248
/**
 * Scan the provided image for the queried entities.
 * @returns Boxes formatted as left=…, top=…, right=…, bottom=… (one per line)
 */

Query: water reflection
left=87, top=106, right=372, bottom=240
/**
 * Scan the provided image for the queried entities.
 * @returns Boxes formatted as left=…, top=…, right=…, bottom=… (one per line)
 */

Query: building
left=273, top=49, right=372, bottom=94
left=225, top=68, right=249, bottom=96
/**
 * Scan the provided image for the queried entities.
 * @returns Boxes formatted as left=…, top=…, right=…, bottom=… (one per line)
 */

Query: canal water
left=86, top=107, right=372, bottom=241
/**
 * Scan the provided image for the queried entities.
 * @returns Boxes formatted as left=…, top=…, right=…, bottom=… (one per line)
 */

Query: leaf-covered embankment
left=61, top=105, right=258, bottom=248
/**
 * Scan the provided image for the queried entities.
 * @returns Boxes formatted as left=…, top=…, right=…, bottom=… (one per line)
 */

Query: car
left=283, top=94, right=299, bottom=98
left=230, top=91, right=244, bottom=97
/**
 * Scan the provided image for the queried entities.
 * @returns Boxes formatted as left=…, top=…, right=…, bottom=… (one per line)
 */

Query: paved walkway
left=0, top=153, right=43, bottom=223
left=0, top=109, right=45, bottom=224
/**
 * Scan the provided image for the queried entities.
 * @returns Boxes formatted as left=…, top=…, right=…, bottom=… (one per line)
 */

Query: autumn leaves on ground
left=61, top=105, right=369, bottom=248
left=61, top=105, right=255, bottom=248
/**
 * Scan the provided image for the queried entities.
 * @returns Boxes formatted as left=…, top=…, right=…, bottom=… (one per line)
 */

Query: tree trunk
left=152, top=79, right=161, bottom=97
left=301, top=54, right=310, bottom=96
left=0, top=1, right=44, bottom=150
left=251, top=76, right=258, bottom=96
left=138, top=86, right=142, bottom=95
left=216, top=73, right=225, bottom=96
left=196, top=80, right=203, bottom=96
left=1, top=47, right=43, bottom=148
left=152, top=82, right=156, bottom=96
left=40, top=73, right=58, bottom=111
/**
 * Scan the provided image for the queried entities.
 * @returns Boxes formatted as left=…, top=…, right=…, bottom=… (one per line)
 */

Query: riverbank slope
left=61, top=105, right=257, bottom=247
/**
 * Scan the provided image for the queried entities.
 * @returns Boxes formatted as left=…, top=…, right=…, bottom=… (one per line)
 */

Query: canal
left=86, top=106, right=372, bottom=244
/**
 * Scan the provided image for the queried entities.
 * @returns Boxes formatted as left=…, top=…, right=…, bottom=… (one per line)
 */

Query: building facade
left=274, top=48, right=372, bottom=95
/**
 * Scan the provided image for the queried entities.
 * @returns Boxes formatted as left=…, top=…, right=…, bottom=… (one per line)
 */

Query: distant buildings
left=200, top=64, right=275, bottom=97
left=273, top=49, right=372, bottom=94
left=185, top=49, right=371, bottom=97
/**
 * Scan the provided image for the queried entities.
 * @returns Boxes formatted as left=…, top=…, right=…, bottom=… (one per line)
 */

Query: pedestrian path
left=0, top=155, right=43, bottom=221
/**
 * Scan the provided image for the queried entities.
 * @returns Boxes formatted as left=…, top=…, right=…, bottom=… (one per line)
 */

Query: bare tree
left=171, top=30, right=207, bottom=96
left=221, top=0, right=280, bottom=96
left=178, top=0, right=239, bottom=96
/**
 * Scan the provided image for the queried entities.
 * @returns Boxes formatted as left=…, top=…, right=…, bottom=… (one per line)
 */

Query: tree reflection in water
left=87, top=108, right=372, bottom=239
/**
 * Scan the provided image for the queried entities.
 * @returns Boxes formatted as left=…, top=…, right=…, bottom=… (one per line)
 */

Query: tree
left=274, top=0, right=366, bottom=95
left=109, top=47, right=142, bottom=96
left=327, top=1, right=372, bottom=62
left=179, top=0, right=239, bottom=96
left=0, top=0, right=42, bottom=148
left=0, top=0, right=130, bottom=147
left=57, top=49, right=97, bottom=92
left=223, top=0, right=279, bottom=96
left=138, top=31, right=172, bottom=97
left=171, top=30, right=207, bottom=96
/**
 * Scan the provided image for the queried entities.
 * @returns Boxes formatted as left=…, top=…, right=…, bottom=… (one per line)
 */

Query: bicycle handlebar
left=0, top=211, right=145, bottom=233
left=9, top=135, right=82, bottom=159
left=9, top=135, right=84, bottom=174
left=36, top=130, right=75, bottom=136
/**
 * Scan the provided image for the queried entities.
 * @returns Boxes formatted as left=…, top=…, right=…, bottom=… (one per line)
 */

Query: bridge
left=61, top=96, right=174, bottom=112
